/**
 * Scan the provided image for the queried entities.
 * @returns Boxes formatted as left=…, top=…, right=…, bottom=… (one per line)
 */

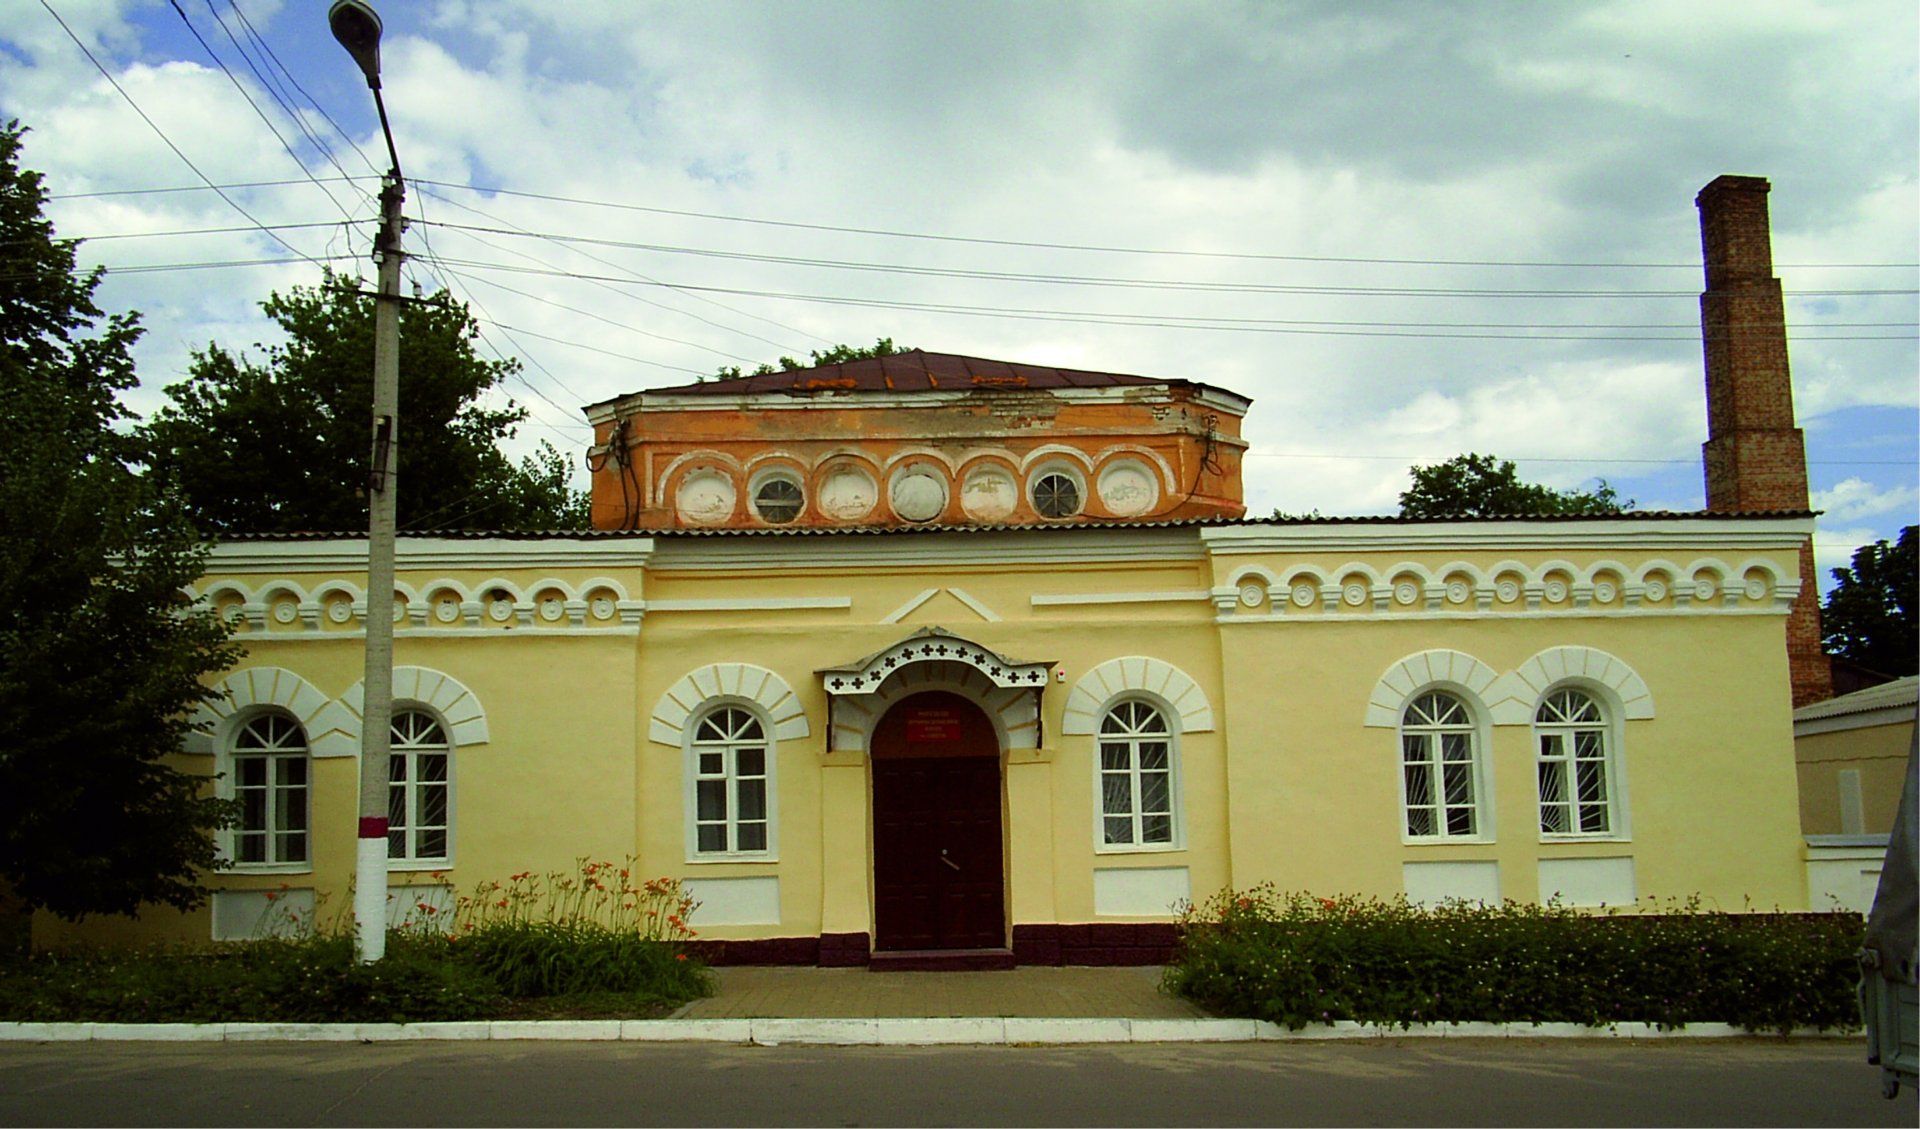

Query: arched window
left=1535, top=688, right=1615, bottom=836
left=230, top=713, right=309, bottom=867
left=690, top=706, right=772, bottom=857
left=1098, top=700, right=1176, bottom=849
left=389, top=709, right=451, bottom=862
left=1401, top=691, right=1481, bottom=839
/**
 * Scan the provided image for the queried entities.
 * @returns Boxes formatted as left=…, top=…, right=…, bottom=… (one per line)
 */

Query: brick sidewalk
left=672, top=965, right=1208, bottom=1019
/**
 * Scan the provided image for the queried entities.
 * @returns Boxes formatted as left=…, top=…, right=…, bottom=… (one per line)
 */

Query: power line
left=203, top=0, right=370, bottom=197
left=48, top=175, right=371, bottom=200
left=10, top=220, right=368, bottom=244
left=226, top=0, right=383, bottom=180
left=1243, top=451, right=1917, bottom=467
left=36, top=0, right=329, bottom=268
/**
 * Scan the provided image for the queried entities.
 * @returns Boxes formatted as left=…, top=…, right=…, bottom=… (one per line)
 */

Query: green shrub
left=450, top=922, right=711, bottom=1000
left=1164, top=887, right=1863, bottom=1033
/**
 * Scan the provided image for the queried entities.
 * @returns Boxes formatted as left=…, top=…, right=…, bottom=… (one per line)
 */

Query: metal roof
left=585, top=349, right=1242, bottom=406
left=1795, top=675, right=1920, bottom=722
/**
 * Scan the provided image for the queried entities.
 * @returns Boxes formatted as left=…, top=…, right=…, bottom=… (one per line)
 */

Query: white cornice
left=1200, top=517, right=1814, bottom=554
left=207, top=538, right=656, bottom=573
left=648, top=529, right=1207, bottom=571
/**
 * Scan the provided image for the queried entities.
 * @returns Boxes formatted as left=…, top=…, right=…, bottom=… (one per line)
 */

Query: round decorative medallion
left=1644, top=578, right=1669, bottom=602
left=1495, top=579, right=1520, bottom=603
left=890, top=469, right=947, bottom=523
left=271, top=601, right=298, bottom=624
left=1593, top=580, right=1618, bottom=604
left=1694, top=578, right=1716, bottom=601
left=1238, top=582, right=1265, bottom=608
left=1394, top=581, right=1419, bottom=605
left=487, top=597, right=513, bottom=622
left=391, top=597, right=407, bottom=623
left=818, top=467, right=878, bottom=521
left=434, top=597, right=460, bottom=624
left=589, top=595, right=616, bottom=620
left=1744, top=577, right=1768, bottom=600
left=674, top=469, right=736, bottom=525
left=1342, top=582, right=1367, bottom=607
left=1096, top=460, right=1158, bottom=517
left=327, top=599, right=353, bottom=624
left=1544, top=579, right=1569, bottom=603
left=538, top=595, right=565, bottom=622
left=1291, top=584, right=1317, bottom=608
left=959, top=466, right=1019, bottom=522
left=221, top=603, right=244, bottom=625
left=1446, top=579, right=1471, bottom=604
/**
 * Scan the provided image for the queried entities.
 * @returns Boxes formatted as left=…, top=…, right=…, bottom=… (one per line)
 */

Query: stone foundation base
left=695, top=924, right=1180, bottom=967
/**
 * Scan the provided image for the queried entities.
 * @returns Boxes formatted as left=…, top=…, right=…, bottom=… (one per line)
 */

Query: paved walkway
left=673, top=965, right=1207, bottom=1019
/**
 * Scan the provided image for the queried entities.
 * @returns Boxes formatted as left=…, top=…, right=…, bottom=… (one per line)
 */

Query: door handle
left=940, top=850, right=961, bottom=872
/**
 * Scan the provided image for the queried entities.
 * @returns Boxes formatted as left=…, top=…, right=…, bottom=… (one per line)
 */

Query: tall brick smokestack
left=1696, top=175, right=1832, bottom=707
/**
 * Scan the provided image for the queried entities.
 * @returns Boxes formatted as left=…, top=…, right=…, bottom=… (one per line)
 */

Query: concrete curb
left=0, top=1018, right=1858, bottom=1045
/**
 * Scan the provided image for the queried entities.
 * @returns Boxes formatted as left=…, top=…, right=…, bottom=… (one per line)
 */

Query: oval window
left=753, top=477, right=804, bottom=524
left=1032, top=472, right=1082, bottom=519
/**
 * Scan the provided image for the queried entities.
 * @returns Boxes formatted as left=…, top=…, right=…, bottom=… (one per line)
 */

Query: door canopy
left=818, top=626, right=1054, bottom=697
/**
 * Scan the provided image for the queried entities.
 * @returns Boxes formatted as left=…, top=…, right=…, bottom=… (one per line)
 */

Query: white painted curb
left=0, top=1018, right=1858, bottom=1044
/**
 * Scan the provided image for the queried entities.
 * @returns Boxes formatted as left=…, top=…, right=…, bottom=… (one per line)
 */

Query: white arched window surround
left=683, top=699, right=779, bottom=862
left=1397, top=687, right=1494, bottom=844
left=1532, top=681, right=1631, bottom=841
left=220, top=708, right=312, bottom=874
left=1092, top=695, right=1185, bottom=853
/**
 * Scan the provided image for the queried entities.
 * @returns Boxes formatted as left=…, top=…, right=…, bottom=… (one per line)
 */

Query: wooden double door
left=871, top=692, right=1006, bottom=951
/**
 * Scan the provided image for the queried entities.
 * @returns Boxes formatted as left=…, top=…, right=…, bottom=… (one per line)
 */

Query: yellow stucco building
left=38, top=176, right=1838, bottom=966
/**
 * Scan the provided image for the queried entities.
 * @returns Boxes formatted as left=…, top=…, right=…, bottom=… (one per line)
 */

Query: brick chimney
left=1696, top=175, right=1832, bottom=706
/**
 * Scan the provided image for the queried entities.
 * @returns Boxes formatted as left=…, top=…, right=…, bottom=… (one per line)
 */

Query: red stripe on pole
left=359, top=816, right=390, bottom=838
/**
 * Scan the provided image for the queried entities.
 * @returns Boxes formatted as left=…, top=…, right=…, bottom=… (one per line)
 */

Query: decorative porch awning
left=817, top=626, right=1055, bottom=696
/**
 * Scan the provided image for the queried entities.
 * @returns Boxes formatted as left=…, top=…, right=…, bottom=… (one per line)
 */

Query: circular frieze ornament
left=959, top=467, right=1019, bottom=522
left=818, top=467, right=877, bottom=521
left=674, top=469, right=736, bottom=526
left=1291, top=584, right=1317, bottom=608
left=391, top=597, right=407, bottom=623
left=1694, top=578, right=1716, bottom=601
left=1644, top=578, right=1669, bottom=602
left=1238, top=582, right=1265, bottom=608
left=1097, top=461, right=1158, bottom=517
left=1593, top=580, right=1618, bottom=604
left=589, top=595, right=616, bottom=620
left=327, top=599, right=353, bottom=624
left=221, top=603, right=244, bottom=625
left=1342, top=582, right=1367, bottom=607
left=1744, top=577, right=1768, bottom=600
left=1393, top=581, right=1419, bottom=606
left=1495, top=579, right=1520, bottom=603
left=272, top=601, right=298, bottom=624
left=434, top=597, right=460, bottom=624
left=1446, top=579, right=1471, bottom=604
left=890, top=469, right=947, bottom=523
left=538, top=595, right=565, bottom=622
left=487, top=597, right=513, bottom=622
left=1544, top=579, right=1569, bottom=603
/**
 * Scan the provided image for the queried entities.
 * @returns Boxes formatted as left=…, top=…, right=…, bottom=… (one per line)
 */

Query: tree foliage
left=142, top=274, right=586, bottom=533
left=1399, top=453, right=1630, bottom=519
left=1822, top=525, right=1917, bottom=677
left=708, top=337, right=909, bottom=381
left=0, top=121, right=240, bottom=919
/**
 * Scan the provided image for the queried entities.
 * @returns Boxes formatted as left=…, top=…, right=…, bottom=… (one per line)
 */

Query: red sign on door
left=906, top=709, right=961, bottom=741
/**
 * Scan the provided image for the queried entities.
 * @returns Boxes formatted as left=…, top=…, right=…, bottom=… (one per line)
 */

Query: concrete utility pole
left=330, top=0, right=401, bottom=964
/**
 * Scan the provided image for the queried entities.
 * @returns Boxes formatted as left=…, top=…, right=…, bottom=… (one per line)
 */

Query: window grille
left=754, top=477, right=804, bottom=524
left=1401, top=691, right=1479, bottom=838
left=1535, top=689, right=1612, bottom=835
left=1033, top=472, right=1082, bottom=519
left=389, top=710, right=451, bottom=861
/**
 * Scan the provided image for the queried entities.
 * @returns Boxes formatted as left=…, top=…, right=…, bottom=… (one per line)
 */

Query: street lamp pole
left=330, top=0, right=401, bottom=964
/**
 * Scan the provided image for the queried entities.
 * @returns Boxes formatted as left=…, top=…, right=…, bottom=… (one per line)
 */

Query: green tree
left=0, top=120, right=240, bottom=919
left=143, top=274, right=586, bottom=533
left=1822, top=525, right=1917, bottom=676
left=708, top=337, right=909, bottom=381
left=1399, top=453, right=1630, bottom=518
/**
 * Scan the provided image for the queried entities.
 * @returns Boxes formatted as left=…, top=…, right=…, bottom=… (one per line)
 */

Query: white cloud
left=1812, top=477, right=1920, bottom=525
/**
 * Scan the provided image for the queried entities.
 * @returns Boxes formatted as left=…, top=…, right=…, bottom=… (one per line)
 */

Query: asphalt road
left=0, top=1038, right=1905, bottom=1126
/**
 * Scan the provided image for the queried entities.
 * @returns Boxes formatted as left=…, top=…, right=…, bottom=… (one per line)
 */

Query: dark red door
left=871, top=692, right=1004, bottom=951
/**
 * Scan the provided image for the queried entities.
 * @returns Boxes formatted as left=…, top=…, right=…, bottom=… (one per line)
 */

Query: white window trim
left=1533, top=683, right=1632, bottom=843
left=387, top=704, right=455, bottom=870
left=1091, top=696, right=1186, bottom=855
left=219, top=709, right=313, bottom=875
left=1397, top=687, right=1495, bottom=845
left=684, top=700, right=780, bottom=864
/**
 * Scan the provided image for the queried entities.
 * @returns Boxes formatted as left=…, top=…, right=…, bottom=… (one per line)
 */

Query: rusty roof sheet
left=587, top=349, right=1241, bottom=406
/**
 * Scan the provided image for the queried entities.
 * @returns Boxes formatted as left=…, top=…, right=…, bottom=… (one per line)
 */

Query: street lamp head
left=329, top=0, right=384, bottom=90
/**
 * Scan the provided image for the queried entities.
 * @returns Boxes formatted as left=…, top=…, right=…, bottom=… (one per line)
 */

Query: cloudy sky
left=4, top=0, right=1915, bottom=582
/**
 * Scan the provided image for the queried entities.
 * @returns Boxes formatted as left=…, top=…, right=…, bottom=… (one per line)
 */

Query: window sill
left=1094, top=843, right=1185, bottom=857
left=1402, top=836, right=1497, bottom=847
left=686, top=854, right=779, bottom=865
left=389, top=859, right=453, bottom=872
left=224, top=863, right=313, bottom=877
left=1537, top=834, right=1633, bottom=845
